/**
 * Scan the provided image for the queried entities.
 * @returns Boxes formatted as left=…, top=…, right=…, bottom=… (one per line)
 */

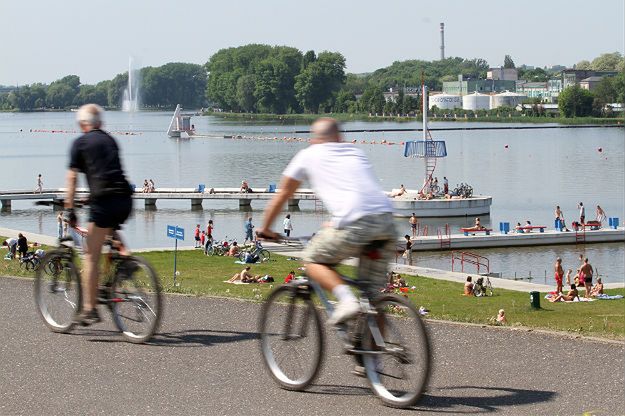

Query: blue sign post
left=167, top=225, right=184, bottom=285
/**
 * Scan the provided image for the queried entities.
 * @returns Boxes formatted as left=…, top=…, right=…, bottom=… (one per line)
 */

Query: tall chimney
left=440, top=22, right=445, bottom=60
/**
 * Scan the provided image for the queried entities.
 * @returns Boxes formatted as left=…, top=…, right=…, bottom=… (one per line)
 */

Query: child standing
left=194, top=224, right=201, bottom=248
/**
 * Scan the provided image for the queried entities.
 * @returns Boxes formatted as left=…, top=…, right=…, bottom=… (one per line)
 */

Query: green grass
left=2, top=240, right=623, bottom=339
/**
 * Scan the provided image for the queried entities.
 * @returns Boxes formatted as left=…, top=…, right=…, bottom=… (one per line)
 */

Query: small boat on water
left=167, top=104, right=195, bottom=138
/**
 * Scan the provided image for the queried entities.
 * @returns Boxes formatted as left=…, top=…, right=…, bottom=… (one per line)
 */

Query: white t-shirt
left=283, top=218, right=292, bottom=230
left=282, top=142, right=393, bottom=228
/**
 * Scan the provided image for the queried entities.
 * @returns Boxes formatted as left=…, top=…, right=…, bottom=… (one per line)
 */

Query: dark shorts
left=89, top=196, right=132, bottom=230
left=195, top=236, right=200, bottom=241
left=410, top=223, right=417, bottom=230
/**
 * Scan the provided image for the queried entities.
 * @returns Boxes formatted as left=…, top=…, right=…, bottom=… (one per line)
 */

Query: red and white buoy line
left=224, top=135, right=405, bottom=145
left=27, top=129, right=142, bottom=136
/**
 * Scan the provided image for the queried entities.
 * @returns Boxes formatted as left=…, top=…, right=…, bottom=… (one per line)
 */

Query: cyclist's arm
left=64, top=169, right=78, bottom=210
left=259, top=176, right=300, bottom=236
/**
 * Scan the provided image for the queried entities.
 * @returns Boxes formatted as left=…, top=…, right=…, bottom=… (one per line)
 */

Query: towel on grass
left=223, top=280, right=250, bottom=285
left=595, top=294, right=624, bottom=300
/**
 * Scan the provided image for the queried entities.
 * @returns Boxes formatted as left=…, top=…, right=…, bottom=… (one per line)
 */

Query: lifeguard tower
left=391, top=83, right=492, bottom=217
left=403, top=83, right=447, bottom=193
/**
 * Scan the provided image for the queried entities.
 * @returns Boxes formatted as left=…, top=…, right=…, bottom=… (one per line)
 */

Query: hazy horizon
left=1, top=0, right=623, bottom=86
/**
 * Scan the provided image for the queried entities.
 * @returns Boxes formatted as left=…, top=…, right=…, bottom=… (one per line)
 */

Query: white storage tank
left=490, top=91, right=528, bottom=109
left=462, top=92, right=490, bottom=110
left=429, top=93, right=462, bottom=110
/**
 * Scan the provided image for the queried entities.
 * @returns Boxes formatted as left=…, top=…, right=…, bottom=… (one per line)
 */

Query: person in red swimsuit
left=554, top=257, right=564, bottom=294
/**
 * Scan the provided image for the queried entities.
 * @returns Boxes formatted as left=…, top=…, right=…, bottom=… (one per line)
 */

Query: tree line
left=1, top=47, right=623, bottom=117
left=0, top=63, right=206, bottom=111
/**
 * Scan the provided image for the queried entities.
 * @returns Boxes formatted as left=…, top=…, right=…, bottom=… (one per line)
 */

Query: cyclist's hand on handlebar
left=256, top=229, right=282, bottom=242
left=63, top=208, right=77, bottom=227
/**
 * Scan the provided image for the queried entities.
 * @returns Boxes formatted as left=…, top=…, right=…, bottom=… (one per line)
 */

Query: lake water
left=1, top=111, right=623, bottom=283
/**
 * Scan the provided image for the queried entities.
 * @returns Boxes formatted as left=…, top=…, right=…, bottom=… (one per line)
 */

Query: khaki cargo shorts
left=303, top=212, right=396, bottom=297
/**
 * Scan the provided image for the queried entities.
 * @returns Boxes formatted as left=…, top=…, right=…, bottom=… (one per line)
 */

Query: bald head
left=311, top=118, right=341, bottom=143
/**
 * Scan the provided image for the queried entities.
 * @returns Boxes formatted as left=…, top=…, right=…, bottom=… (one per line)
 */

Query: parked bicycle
left=238, top=241, right=270, bottom=263
left=19, top=251, right=42, bottom=272
left=205, top=236, right=237, bottom=256
left=258, top=237, right=431, bottom=408
left=33, top=201, right=163, bottom=343
left=473, top=276, right=494, bottom=297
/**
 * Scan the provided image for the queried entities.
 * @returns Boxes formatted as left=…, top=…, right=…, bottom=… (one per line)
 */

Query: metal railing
left=451, top=251, right=490, bottom=274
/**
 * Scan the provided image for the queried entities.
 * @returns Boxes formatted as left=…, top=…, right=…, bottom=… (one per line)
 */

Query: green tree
left=294, top=51, right=346, bottom=113
left=333, top=90, right=356, bottom=113
left=558, top=85, right=594, bottom=117
left=590, top=52, right=623, bottom=71
left=359, top=85, right=385, bottom=114
left=518, top=67, right=549, bottom=82
left=236, top=74, right=257, bottom=112
left=575, top=60, right=591, bottom=70
left=504, top=55, right=515, bottom=69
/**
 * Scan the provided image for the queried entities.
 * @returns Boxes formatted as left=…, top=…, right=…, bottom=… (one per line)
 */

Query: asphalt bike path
left=0, top=277, right=623, bottom=415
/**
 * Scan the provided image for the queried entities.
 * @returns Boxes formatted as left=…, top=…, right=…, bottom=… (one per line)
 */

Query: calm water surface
left=1, top=112, right=623, bottom=283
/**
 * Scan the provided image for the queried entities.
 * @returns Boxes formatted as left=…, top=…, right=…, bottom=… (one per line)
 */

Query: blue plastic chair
left=197, top=184, right=205, bottom=193
left=268, top=184, right=276, bottom=193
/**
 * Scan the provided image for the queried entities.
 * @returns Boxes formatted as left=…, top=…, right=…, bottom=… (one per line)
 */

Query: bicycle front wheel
left=110, top=256, right=163, bottom=343
left=259, top=285, right=323, bottom=390
left=363, top=294, right=431, bottom=408
left=34, top=250, right=81, bottom=333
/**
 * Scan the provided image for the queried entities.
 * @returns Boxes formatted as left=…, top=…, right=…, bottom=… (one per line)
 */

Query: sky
left=1, top=0, right=624, bottom=86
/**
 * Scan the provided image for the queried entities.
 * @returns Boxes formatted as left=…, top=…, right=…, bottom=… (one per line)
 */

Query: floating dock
left=402, top=227, right=625, bottom=251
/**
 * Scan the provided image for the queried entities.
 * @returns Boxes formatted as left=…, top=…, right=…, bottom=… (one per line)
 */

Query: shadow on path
left=415, top=385, right=557, bottom=413
left=302, top=384, right=556, bottom=413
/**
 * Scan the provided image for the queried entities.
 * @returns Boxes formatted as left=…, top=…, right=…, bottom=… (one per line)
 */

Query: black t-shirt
left=17, top=236, right=27, bottom=251
left=69, top=129, right=131, bottom=200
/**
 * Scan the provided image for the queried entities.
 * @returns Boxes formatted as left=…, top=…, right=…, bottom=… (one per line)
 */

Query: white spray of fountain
left=122, top=57, right=140, bottom=112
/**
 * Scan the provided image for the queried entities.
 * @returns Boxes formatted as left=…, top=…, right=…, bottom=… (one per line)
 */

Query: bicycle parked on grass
left=258, top=237, right=431, bottom=409
left=19, top=251, right=42, bottom=272
left=238, top=240, right=270, bottom=263
left=205, top=236, right=237, bottom=256
left=33, top=201, right=162, bottom=343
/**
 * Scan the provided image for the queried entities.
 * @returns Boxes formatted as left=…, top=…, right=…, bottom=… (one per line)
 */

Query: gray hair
left=76, top=104, right=104, bottom=127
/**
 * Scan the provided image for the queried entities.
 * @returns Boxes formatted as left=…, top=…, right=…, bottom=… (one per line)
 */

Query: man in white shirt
left=258, top=118, right=395, bottom=325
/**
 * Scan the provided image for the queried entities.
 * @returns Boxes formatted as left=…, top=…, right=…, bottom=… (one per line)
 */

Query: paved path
left=0, top=277, right=623, bottom=415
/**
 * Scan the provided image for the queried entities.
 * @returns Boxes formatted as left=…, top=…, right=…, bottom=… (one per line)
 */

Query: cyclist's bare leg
left=305, top=263, right=343, bottom=291
left=83, top=223, right=112, bottom=311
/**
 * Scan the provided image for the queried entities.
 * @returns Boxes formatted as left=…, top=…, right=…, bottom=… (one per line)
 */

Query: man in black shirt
left=65, top=104, right=133, bottom=325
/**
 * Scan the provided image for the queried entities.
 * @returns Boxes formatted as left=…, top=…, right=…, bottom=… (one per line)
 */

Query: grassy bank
left=208, top=111, right=624, bottom=126
left=2, top=241, right=623, bottom=339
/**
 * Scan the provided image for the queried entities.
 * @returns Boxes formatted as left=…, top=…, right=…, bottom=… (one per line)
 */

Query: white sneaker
left=327, top=299, right=360, bottom=326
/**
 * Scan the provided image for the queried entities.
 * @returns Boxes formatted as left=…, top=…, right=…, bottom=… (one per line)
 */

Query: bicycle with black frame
left=33, top=200, right=162, bottom=343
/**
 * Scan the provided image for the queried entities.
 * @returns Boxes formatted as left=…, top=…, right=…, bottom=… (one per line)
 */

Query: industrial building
left=442, top=79, right=517, bottom=95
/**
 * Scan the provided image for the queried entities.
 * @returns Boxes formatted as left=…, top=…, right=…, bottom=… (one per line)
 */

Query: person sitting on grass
left=473, top=277, right=486, bottom=296
left=590, top=277, right=604, bottom=297
left=549, top=284, right=579, bottom=302
left=496, top=309, right=507, bottom=324
left=227, top=241, right=240, bottom=257
left=463, top=276, right=474, bottom=296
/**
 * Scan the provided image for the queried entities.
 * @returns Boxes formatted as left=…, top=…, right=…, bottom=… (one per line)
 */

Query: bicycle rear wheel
left=110, top=256, right=162, bottom=343
left=363, top=294, right=431, bottom=408
left=259, top=285, right=323, bottom=390
left=34, top=250, right=81, bottom=333
left=259, top=249, right=271, bottom=262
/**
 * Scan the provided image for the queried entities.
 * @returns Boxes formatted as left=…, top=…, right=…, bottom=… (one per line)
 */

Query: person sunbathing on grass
left=590, top=278, right=604, bottom=297
left=228, top=266, right=261, bottom=283
left=549, top=284, right=579, bottom=302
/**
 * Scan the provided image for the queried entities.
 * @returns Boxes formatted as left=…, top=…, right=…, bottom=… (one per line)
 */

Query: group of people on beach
left=551, top=255, right=604, bottom=302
